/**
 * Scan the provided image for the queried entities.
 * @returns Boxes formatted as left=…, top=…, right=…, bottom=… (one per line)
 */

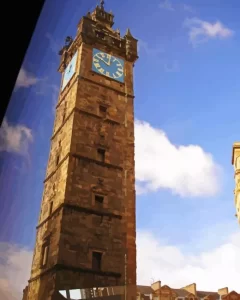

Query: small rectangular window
left=56, top=155, right=60, bottom=166
left=97, top=148, right=105, bottom=162
left=41, top=243, right=49, bottom=267
left=96, top=31, right=105, bottom=40
left=95, top=195, right=104, bottom=206
left=62, top=112, right=66, bottom=122
left=49, top=201, right=53, bottom=215
left=92, top=251, right=102, bottom=271
left=62, top=103, right=67, bottom=122
left=99, top=105, right=107, bottom=117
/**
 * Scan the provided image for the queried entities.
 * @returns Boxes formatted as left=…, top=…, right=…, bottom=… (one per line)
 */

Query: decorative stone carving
left=98, top=178, right=104, bottom=185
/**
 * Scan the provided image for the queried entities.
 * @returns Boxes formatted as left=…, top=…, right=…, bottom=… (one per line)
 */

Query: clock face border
left=92, top=48, right=125, bottom=83
left=61, top=50, right=78, bottom=91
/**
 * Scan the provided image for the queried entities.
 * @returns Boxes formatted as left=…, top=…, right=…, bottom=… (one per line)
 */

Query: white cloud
left=0, top=242, right=32, bottom=300
left=137, top=230, right=240, bottom=291
left=1, top=231, right=239, bottom=300
left=159, top=0, right=175, bottom=11
left=0, top=118, right=33, bottom=156
left=15, top=63, right=59, bottom=113
left=184, top=18, right=234, bottom=46
left=135, top=120, right=221, bottom=197
left=15, top=68, right=38, bottom=88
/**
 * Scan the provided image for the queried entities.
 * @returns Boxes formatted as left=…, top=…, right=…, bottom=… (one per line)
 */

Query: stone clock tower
left=22, top=1, right=138, bottom=300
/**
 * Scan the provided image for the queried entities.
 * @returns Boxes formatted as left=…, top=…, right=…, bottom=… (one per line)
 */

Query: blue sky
left=0, top=0, right=239, bottom=298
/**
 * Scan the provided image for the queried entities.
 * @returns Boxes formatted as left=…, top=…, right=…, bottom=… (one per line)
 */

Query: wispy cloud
left=15, top=68, right=38, bottom=89
left=138, top=39, right=164, bottom=57
left=159, top=0, right=175, bottom=11
left=45, top=32, right=62, bottom=54
left=164, top=61, right=180, bottom=72
left=35, top=77, right=59, bottom=113
left=0, top=118, right=33, bottom=156
left=182, top=3, right=195, bottom=13
left=0, top=242, right=32, bottom=300
left=50, top=84, right=60, bottom=113
left=14, top=64, right=60, bottom=115
left=184, top=18, right=234, bottom=47
left=135, top=120, right=222, bottom=197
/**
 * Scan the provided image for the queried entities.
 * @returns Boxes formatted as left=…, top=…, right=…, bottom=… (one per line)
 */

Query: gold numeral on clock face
left=115, top=71, right=122, bottom=77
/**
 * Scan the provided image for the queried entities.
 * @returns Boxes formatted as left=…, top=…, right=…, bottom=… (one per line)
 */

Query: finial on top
left=125, top=28, right=133, bottom=38
left=86, top=11, right=91, bottom=18
left=100, top=0, right=104, bottom=9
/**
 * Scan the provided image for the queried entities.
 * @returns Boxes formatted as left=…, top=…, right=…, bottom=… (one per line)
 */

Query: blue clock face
left=92, top=48, right=124, bottom=83
left=62, top=50, right=78, bottom=91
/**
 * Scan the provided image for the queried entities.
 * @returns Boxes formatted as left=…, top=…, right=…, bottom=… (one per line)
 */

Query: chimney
left=218, top=288, right=229, bottom=296
left=151, top=281, right=161, bottom=291
left=182, top=283, right=197, bottom=296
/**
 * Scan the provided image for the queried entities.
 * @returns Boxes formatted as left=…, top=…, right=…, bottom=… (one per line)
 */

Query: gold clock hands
left=98, top=56, right=107, bottom=65
left=96, top=54, right=110, bottom=66
left=107, top=54, right=111, bottom=66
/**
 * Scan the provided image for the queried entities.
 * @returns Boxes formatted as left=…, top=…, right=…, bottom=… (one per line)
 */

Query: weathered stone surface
left=24, top=4, right=138, bottom=300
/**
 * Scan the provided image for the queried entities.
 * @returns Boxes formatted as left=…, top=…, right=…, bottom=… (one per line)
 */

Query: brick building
left=136, top=282, right=239, bottom=300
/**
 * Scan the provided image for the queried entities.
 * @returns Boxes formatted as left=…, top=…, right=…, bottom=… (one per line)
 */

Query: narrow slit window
left=56, top=155, right=60, bottom=166
left=99, top=105, right=107, bottom=117
left=92, top=251, right=102, bottom=271
left=62, top=111, right=66, bottom=122
left=41, top=243, right=49, bottom=267
left=49, top=201, right=53, bottom=215
left=62, top=103, right=67, bottom=122
left=97, top=149, right=105, bottom=162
